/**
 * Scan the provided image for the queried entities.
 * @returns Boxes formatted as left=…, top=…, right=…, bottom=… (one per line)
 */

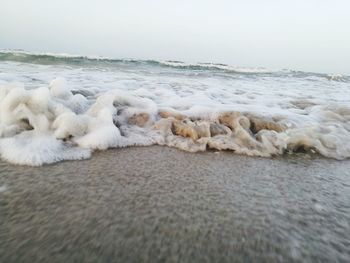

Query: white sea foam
left=0, top=185, right=6, bottom=193
left=0, top=56, right=350, bottom=166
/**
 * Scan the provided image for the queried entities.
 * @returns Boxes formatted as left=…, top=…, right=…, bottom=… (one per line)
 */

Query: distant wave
left=0, top=50, right=127, bottom=66
left=156, top=60, right=276, bottom=74
left=0, top=50, right=348, bottom=81
left=0, top=50, right=274, bottom=74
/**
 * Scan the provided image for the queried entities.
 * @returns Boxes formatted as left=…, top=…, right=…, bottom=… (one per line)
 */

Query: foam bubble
left=0, top=132, right=91, bottom=166
left=0, top=74, right=350, bottom=166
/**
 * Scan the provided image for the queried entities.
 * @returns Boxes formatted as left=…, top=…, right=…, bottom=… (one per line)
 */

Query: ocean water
left=0, top=50, right=349, bottom=166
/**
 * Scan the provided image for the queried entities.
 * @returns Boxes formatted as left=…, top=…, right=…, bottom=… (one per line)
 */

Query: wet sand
left=0, top=146, right=350, bottom=262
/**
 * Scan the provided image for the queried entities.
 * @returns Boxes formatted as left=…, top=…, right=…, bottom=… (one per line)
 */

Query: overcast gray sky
left=1, top=0, right=349, bottom=74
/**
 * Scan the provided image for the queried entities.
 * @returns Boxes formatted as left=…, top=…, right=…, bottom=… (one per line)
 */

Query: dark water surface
left=0, top=146, right=349, bottom=262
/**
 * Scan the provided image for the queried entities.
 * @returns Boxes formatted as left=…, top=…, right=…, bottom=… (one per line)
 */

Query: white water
left=0, top=54, right=350, bottom=166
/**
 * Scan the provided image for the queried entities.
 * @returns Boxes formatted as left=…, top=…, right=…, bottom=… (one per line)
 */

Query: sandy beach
left=0, top=146, right=349, bottom=262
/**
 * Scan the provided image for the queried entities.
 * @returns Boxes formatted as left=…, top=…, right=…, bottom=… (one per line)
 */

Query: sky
left=0, top=0, right=349, bottom=74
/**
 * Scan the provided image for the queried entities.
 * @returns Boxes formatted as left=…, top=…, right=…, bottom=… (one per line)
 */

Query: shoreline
left=1, top=146, right=350, bottom=262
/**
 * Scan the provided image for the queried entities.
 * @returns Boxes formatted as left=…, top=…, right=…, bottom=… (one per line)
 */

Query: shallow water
left=1, top=146, right=349, bottom=262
